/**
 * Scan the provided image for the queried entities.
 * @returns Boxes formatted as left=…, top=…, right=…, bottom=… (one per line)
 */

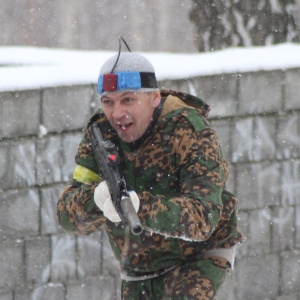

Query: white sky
left=0, top=43, right=300, bottom=92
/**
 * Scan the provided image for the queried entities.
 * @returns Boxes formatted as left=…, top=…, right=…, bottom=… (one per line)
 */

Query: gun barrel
left=120, top=196, right=143, bottom=235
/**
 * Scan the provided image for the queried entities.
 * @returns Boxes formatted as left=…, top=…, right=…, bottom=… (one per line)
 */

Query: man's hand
left=94, top=181, right=140, bottom=223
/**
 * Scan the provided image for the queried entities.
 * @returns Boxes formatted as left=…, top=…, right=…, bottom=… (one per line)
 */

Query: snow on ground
left=0, top=43, right=300, bottom=92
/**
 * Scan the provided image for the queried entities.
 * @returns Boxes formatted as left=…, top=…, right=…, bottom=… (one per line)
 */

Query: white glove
left=94, top=181, right=140, bottom=223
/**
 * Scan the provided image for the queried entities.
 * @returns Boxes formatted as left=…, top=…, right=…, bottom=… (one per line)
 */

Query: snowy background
left=1, top=0, right=300, bottom=298
left=1, top=43, right=300, bottom=300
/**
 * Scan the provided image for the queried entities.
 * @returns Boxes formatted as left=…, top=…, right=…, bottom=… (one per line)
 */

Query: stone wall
left=1, top=67, right=300, bottom=299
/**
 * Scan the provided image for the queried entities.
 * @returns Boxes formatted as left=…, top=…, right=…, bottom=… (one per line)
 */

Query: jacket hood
left=160, top=89, right=210, bottom=118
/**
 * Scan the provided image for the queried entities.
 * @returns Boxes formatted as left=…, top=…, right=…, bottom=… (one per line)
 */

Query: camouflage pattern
left=57, top=89, right=245, bottom=297
left=121, top=255, right=229, bottom=300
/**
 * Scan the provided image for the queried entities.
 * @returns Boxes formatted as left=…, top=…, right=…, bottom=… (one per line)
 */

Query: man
left=57, top=45, right=245, bottom=299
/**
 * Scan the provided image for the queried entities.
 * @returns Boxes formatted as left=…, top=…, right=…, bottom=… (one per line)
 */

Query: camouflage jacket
left=57, top=89, right=245, bottom=277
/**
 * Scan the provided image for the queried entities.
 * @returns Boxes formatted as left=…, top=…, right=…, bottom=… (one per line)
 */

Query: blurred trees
left=189, top=0, right=300, bottom=52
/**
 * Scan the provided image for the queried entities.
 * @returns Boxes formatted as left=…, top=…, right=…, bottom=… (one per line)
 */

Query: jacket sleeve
left=57, top=127, right=106, bottom=235
left=138, top=126, right=228, bottom=242
left=57, top=180, right=106, bottom=234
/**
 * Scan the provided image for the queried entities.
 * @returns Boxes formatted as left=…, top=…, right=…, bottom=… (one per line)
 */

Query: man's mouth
left=115, top=122, right=133, bottom=131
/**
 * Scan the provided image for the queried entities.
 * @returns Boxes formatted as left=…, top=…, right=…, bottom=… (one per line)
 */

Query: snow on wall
left=1, top=43, right=300, bottom=92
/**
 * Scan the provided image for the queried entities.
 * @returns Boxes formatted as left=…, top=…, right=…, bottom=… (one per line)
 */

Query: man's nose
left=112, top=103, right=126, bottom=119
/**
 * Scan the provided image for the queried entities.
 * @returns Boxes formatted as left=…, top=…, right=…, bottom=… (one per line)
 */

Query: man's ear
left=151, top=91, right=162, bottom=108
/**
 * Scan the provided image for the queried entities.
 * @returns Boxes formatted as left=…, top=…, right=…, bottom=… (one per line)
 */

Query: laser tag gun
left=90, top=123, right=143, bottom=235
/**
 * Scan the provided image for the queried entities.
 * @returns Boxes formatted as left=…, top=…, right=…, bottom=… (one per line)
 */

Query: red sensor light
left=103, top=74, right=118, bottom=91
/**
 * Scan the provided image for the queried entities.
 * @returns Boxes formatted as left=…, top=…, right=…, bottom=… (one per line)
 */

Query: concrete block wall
left=0, top=86, right=120, bottom=300
left=1, top=68, right=300, bottom=299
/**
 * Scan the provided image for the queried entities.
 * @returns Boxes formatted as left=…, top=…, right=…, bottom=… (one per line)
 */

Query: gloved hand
left=94, top=181, right=140, bottom=223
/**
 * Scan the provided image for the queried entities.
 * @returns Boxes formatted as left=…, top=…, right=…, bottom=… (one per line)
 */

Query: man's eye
left=102, top=99, right=111, bottom=106
left=124, top=98, right=134, bottom=103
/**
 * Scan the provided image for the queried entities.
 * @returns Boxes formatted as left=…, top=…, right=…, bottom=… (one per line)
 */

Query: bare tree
left=189, top=0, right=300, bottom=52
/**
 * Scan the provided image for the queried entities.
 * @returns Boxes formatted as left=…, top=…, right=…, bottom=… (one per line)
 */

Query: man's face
left=101, top=91, right=161, bottom=143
